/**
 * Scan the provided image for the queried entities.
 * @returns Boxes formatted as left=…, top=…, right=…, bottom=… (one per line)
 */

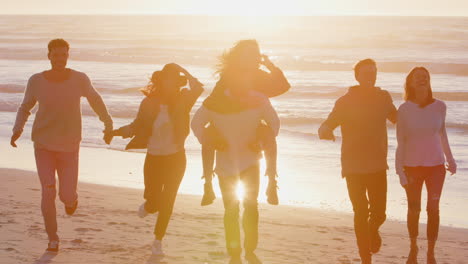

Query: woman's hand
left=260, top=55, right=275, bottom=69
left=447, top=160, right=457, bottom=175
left=168, top=62, right=203, bottom=88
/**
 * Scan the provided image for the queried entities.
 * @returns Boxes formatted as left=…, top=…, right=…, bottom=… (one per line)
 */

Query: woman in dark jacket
left=113, top=63, right=203, bottom=257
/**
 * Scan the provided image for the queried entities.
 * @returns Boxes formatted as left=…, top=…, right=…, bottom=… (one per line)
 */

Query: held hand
left=318, top=124, right=335, bottom=141
left=103, top=130, right=114, bottom=145
left=261, top=55, right=275, bottom=69
left=10, top=131, right=22, bottom=148
left=447, top=160, right=457, bottom=175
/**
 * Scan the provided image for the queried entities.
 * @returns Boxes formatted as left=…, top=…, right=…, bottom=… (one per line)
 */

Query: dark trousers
left=143, top=151, right=186, bottom=240
left=346, top=170, right=387, bottom=259
left=405, top=165, right=446, bottom=241
left=218, top=164, right=260, bottom=257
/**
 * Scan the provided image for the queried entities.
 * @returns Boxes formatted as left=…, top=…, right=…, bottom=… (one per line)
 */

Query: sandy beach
left=1, top=166, right=467, bottom=264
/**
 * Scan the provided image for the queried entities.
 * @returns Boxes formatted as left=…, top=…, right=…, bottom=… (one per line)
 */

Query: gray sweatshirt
left=13, top=70, right=113, bottom=152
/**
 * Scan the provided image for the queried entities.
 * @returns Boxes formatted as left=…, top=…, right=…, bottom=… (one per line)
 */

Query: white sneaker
left=138, top=202, right=149, bottom=218
left=151, top=239, right=164, bottom=256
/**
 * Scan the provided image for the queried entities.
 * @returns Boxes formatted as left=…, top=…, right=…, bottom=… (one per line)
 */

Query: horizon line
left=1, top=13, right=468, bottom=18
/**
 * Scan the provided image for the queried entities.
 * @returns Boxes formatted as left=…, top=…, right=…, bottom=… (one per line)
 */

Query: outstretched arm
left=82, top=74, right=113, bottom=143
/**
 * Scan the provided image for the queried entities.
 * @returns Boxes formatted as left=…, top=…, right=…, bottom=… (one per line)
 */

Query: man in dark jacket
left=318, top=59, right=397, bottom=264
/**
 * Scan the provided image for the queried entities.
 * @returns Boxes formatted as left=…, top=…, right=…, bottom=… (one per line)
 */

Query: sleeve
left=181, top=78, right=204, bottom=111
left=384, top=91, right=397, bottom=124
left=395, top=107, right=408, bottom=185
left=82, top=73, right=113, bottom=132
left=254, top=67, right=291, bottom=98
left=261, top=100, right=280, bottom=137
left=439, top=101, right=455, bottom=164
left=191, top=106, right=211, bottom=145
left=322, top=97, right=345, bottom=130
left=13, top=76, right=37, bottom=133
left=114, top=97, right=150, bottom=138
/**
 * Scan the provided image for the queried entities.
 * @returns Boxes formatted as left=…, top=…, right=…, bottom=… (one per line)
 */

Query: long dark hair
left=404, top=67, right=434, bottom=108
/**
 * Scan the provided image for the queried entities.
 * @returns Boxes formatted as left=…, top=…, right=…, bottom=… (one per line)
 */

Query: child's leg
left=201, top=124, right=223, bottom=206
left=257, top=123, right=277, bottom=179
left=257, top=123, right=279, bottom=205
left=202, top=145, right=215, bottom=183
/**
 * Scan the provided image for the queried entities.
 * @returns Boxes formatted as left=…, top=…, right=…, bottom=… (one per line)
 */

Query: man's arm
left=11, top=77, right=37, bottom=147
left=81, top=73, right=113, bottom=143
left=318, top=97, right=344, bottom=141
left=385, top=91, right=397, bottom=124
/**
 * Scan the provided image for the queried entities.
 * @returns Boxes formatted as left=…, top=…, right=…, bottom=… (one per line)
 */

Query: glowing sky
left=2, top=0, right=468, bottom=16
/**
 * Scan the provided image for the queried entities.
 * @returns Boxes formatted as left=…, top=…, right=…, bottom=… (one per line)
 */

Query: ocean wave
left=0, top=84, right=142, bottom=95
left=280, top=116, right=468, bottom=131
left=2, top=44, right=468, bottom=76
left=3, top=83, right=468, bottom=102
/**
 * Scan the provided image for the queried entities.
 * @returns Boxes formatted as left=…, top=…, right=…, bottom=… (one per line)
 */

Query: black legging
left=143, top=151, right=186, bottom=240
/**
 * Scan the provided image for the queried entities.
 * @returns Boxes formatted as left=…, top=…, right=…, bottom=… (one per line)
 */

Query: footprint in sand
left=71, top=239, right=83, bottom=244
left=74, top=227, right=102, bottom=232
left=337, top=255, right=351, bottom=264
left=208, top=251, right=225, bottom=258
left=316, top=226, right=329, bottom=234
left=206, top=233, right=219, bottom=238
left=204, top=241, right=218, bottom=246
left=147, top=254, right=167, bottom=264
left=73, top=214, right=88, bottom=217
left=332, top=237, right=345, bottom=242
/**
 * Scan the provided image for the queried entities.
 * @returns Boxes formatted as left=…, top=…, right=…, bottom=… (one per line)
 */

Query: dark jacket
left=117, top=86, right=203, bottom=150
left=322, top=86, right=397, bottom=176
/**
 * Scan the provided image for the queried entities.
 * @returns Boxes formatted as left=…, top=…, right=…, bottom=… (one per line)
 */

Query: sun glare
left=236, top=182, right=246, bottom=201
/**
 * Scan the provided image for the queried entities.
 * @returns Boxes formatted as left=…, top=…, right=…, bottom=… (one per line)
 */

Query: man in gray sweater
left=10, top=39, right=113, bottom=252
